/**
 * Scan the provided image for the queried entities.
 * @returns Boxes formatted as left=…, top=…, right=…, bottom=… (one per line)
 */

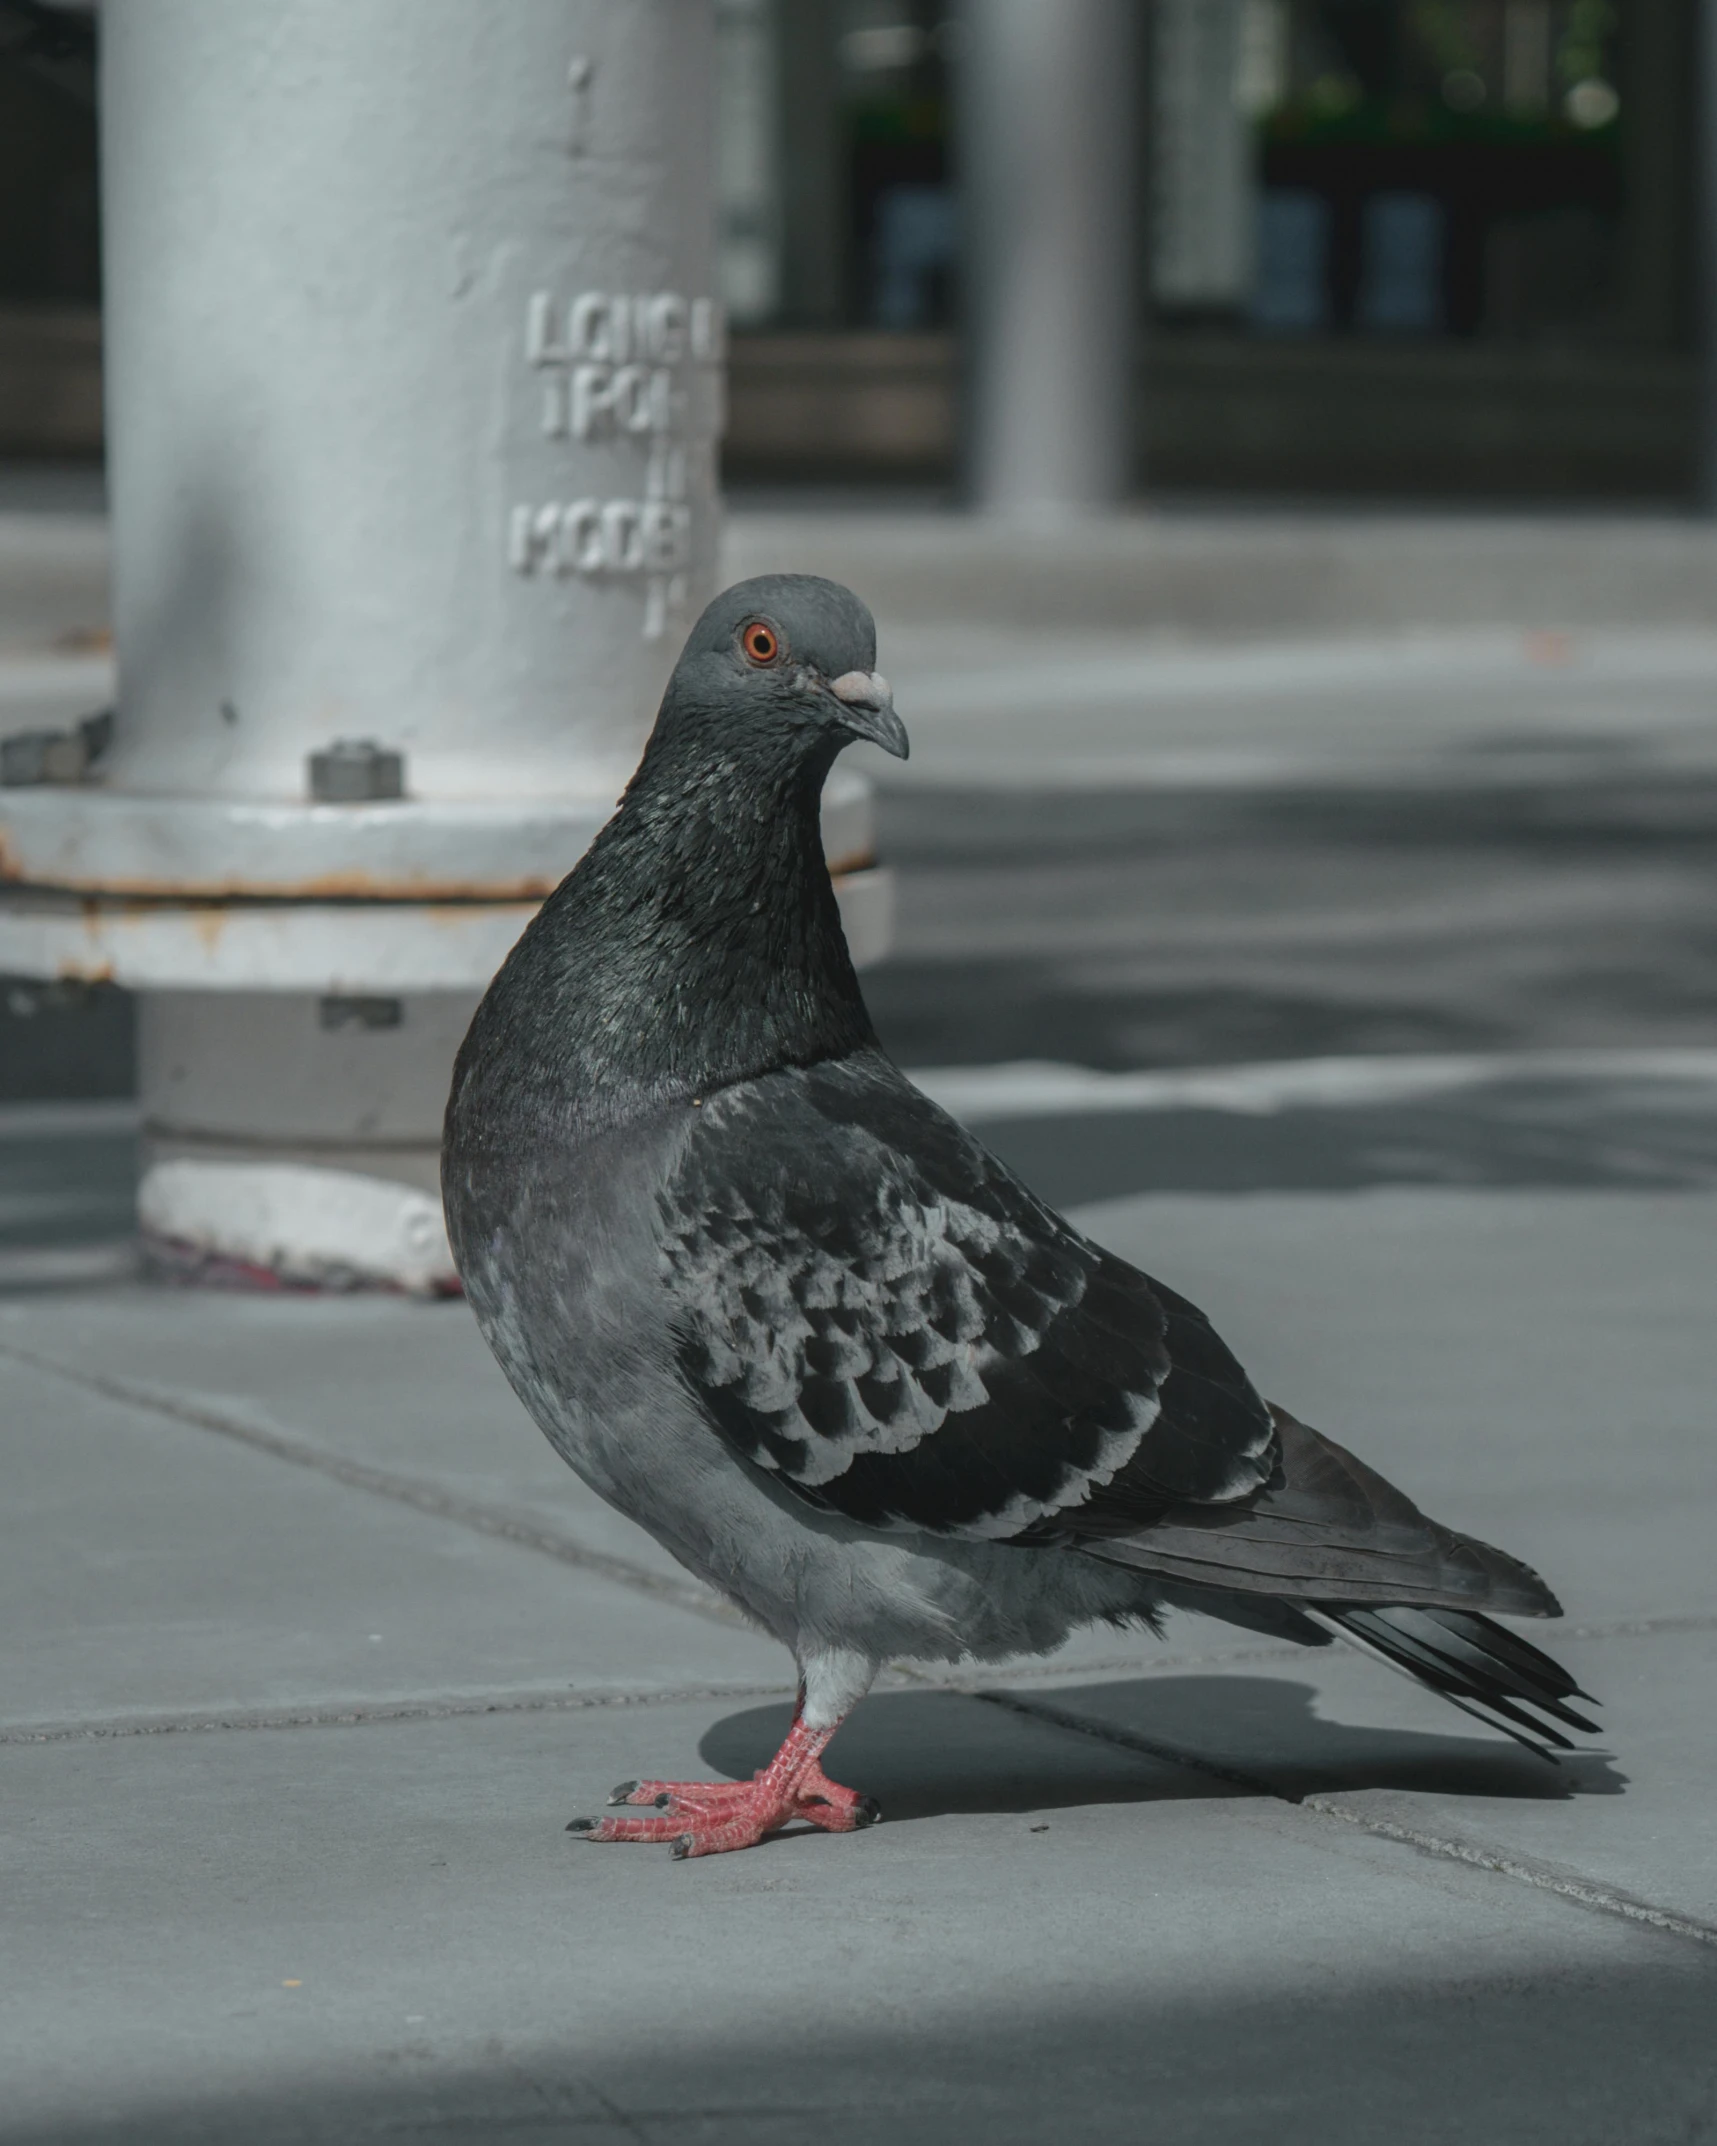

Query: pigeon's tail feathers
left=1077, top=1407, right=1600, bottom=1757
left=1077, top=1406, right=1560, bottom=1619
left=1311, top=1604, right=1600, bottom=1759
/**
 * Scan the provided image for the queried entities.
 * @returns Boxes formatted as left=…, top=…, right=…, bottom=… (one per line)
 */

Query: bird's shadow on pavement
left=699, top=1677, right=1624, bottom=1824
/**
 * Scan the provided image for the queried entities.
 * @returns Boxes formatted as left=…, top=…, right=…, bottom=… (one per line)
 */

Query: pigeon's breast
left=447, top=1101, right=701, bottom=1500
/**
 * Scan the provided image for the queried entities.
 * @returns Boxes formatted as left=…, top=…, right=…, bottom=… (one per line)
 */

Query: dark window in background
left=837, top=3, right=956, bottom=329
left=0, top=3, right=100, bottom=304
left=1254, top=0, right=1626, bottom=342
left=717, top=1, right=958, bottom=334
left=1149, top=0, right=1692, bottom=352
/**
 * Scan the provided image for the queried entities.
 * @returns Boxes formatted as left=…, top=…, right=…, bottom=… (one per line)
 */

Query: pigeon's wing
left=658, top=1053, right=1277, bottom=1538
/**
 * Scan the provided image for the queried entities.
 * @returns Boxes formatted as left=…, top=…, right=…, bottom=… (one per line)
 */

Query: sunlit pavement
left=4, top=503, right=1717, bottom=2140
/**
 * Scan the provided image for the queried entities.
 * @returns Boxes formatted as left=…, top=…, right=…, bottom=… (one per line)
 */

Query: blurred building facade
left=0, top=0, right=1702, bottom=497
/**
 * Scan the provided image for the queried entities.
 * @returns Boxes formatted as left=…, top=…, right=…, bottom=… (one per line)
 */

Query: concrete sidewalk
left=5, top=1188, right=1714, bottom=2144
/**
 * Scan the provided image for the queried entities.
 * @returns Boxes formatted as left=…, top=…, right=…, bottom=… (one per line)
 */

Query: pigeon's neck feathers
left=495, top=692, right=874, bottom=1126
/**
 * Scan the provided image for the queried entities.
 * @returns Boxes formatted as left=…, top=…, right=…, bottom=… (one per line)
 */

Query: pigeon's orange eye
left=741, top=621, right=780, bottom=666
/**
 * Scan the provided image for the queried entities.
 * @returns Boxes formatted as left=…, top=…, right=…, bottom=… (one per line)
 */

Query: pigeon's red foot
left=567, top=1713, right=876, bottom=1859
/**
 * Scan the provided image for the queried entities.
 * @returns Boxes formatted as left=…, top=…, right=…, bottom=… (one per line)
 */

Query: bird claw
left=567, top=1809, right=702, bottom=1846
left=566, top=1766, right=878, bottom=1855
left=606, top=1776, right=752, bottom=1813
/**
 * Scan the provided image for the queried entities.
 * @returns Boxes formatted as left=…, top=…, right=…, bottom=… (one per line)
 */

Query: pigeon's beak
left=829, top=670, right=910, bottom=761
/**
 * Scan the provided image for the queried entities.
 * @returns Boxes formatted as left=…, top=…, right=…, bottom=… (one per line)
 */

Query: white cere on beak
left=830, top=670, right=892, bottom=711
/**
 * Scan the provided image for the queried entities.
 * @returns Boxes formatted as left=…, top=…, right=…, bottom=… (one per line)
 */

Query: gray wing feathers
left=659, top=1063, right=1182, bottom=1537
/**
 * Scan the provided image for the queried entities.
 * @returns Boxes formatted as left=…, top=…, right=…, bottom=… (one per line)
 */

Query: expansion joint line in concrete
left=0, top=1680, right=797, bottom=1748
left=11, top=1330, right=1716, bottom=1659
left=0, top=1337, right=743, bottom=1629
left=975, top=1689, right=1717, bottom=1956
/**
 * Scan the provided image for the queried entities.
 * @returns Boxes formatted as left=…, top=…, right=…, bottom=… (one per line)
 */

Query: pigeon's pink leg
left=568, top=1684, right=878, bottom=1858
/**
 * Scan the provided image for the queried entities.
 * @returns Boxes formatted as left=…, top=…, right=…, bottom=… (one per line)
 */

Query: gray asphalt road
left=863, top=771, right=1717, bottom=1072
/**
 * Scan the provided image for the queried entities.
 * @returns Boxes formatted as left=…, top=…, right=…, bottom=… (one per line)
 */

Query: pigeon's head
left=657, top=574, right=909, bottom=769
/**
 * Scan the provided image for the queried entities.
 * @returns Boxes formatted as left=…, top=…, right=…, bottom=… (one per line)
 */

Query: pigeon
left=442, top=572, right=1598, bottom=1859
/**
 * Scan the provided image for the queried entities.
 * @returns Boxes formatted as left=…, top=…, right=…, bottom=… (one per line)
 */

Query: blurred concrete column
left=958, top=0, right=1137, bottom=514
left=1151, top=0, right=1255, bottom=316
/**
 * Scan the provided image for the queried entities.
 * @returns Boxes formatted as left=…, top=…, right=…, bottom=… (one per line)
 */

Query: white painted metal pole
left=958, top=0, right=1137, bottom=514
left=98, top=0, right=724, bottom=1285
left=101, top=0, right=723, bottom=806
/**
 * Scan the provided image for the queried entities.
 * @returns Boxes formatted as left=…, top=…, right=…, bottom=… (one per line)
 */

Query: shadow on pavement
left=0, top=1120, right=135, bottom=1251
left=697, top=1680, right=1624, bottom=1823
left=974, top=1083, right=1717, bottom=1203
left=864, top=775, right=1717, bottom=1073
left=873, top=960, right=1499, bottom=1073
left=12, top=1955, right=1713, bottom=2146
left=1011, top=1674, right=1626, bottom=1803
